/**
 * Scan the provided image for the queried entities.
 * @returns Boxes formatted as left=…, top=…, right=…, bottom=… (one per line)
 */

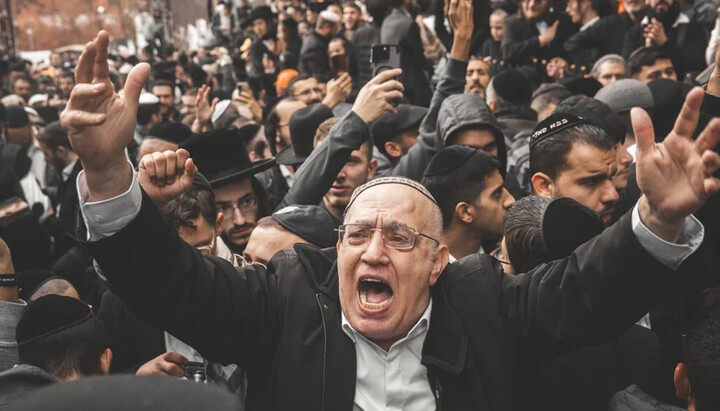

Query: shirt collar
left=580, top=16, right=600, bottom=31
left=62, top=160, right=77, bottom=182
left=641, top=12, right=689, bottom=28
left=342, top=298, right=433, bottom=348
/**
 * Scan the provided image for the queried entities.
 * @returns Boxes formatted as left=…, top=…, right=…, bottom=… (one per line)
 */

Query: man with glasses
left=64, top=32, right=719, bottom=410
left=164, top=125, right=276, bottom=255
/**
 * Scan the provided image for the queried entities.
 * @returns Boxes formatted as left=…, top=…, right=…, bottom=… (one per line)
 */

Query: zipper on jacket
left=428, top=369, right=443, bottom=411
left=315, top=293, right=328, bottom=411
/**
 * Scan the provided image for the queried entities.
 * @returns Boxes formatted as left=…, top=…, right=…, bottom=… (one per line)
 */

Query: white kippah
left=139, top=92, right=160, bottom=105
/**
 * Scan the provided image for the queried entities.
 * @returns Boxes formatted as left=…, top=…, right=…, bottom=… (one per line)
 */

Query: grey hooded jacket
left=0, top=300, right=26, bottom=373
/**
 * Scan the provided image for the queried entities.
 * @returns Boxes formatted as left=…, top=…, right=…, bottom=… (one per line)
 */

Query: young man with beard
left=422, top=146, right=515, bottom=260
left=150, top=80, right=180, bottom=123
left=62, top=31, right=719, bottom=410
left=175, top=125, right=275, bottom=254
left=564, top=0, right=647, bottom=64
left=529, top=113, right=622, bottom=225
left=622, top=0, right=708, bottom=78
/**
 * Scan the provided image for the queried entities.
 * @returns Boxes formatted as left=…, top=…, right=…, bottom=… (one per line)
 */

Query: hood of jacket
left=436, top=93, right=508, bottom=175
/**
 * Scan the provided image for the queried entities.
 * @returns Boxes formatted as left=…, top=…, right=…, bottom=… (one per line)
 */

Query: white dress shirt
left=77, top=167, right=705, bottom=407
left=342, top=300, right=435, bottom=411
left=580, top=16, right=600, bottom=32
left=28, top=138, right=48, bottom=189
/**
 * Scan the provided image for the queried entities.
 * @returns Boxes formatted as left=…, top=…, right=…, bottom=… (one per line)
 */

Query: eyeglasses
left=217, top=196, right=258, bottom=217
left=196, top=236, right=216, bottom=255
left=235, top=254, right=267, bottom=269
left=336, top=224, right=440, bottom=251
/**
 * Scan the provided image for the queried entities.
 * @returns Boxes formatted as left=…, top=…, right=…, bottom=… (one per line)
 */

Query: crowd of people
left=2, top=0, right=720, bottom=409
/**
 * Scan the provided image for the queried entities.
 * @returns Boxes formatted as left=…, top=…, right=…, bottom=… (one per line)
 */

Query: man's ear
left=55, top=146, right=68, bottom=159
left=454, top=202, right=474, bottom=224
left=531, top=172, right=555, bottom=198
left=429, top=244, right=449, bottom=286
left=215, top=212, right=224, bottom=232
left=366, top=158, right=378, bottom=179
left=100, top=348, right=113, bottom=375
left=674, top=362, right=691, bottom=401
left=384, top=141, right=403, bottom=159
left=488, top=99, right=498, bottom=113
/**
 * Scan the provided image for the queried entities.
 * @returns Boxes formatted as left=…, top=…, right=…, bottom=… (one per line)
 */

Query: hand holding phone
left=370, top=44, right=401, bottom=77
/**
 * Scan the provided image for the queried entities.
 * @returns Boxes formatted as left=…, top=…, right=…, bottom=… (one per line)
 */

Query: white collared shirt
left=28, top=137, right=47, bottom=189
left=62, top=160, right=77, bottom=183
left=279, top=164, right=295, bottom=188
left=342, top=300, right=436, bottom=411
left=580, top=16, right=600, bottom=31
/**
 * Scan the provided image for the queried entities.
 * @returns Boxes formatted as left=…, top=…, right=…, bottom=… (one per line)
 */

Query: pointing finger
left=76, top=42, right=96, bottom=85
left=672, top=87, right=704, bottom=140
left=93, top=31, right=110, bottom=83
left=123, top=63, right=151, bottom=109
left=631, top=107, right=656, bottom=160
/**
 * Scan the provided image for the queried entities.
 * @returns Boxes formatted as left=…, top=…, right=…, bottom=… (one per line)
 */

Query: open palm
left=60, top=32, right=150, bottom=172
left=633, top=87, right=720, bottom=226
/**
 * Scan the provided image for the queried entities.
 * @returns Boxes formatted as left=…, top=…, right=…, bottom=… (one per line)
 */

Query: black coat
left=84, top=187, right=675, bottom=411
left=564, top=13, right=637, bottom=66
left=622, top=18, right=708, bottom=77
left=299, top=31, right=331, bottom=77
left=502, top=12, right=576, bottom=66
left=381, top=8, right=432, bottom=107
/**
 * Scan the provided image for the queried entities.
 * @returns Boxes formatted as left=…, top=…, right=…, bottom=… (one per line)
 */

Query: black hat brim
left=208, top=157, right=277, bottom=188
left=542, top=198, right=604, bottom=260
left=275, top=144, right=307, bottom=166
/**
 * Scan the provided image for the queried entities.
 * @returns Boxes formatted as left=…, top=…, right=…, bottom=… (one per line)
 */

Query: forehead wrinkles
left=345, top=186, right=424, bottom=225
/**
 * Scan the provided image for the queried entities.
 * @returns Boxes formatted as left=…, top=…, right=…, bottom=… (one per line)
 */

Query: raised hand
left=60, top=31, right=150, bottom=201
left=644, top=19, right=668, bottom=47
left=633, top=87, right=720, bottom=242
left=539, top=21, right=559, bottom=47
left=448, top=0, right=474, bottom=39
left=135, top=351, right=188, bottom=377
left=195, top=84, right=219, bottom=127
left=351, top=68, right=404, bottom=124
left=138, top=149, right=198, bottom=210
left=235, top=90, right=263, bottom=122
left=322, top=72, right=353, bottom=109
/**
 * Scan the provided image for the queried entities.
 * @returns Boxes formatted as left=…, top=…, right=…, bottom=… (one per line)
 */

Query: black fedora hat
left=276, top=105, right=333, bottom=166
left=180, top=125, right=275, bottom=188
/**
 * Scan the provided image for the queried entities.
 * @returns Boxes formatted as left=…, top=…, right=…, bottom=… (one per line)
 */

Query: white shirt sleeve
left=76, top=161, right=142, bottom=241
left=706, top=21, right=720, bottom=66
left=631, top=203, right=704, bottom=270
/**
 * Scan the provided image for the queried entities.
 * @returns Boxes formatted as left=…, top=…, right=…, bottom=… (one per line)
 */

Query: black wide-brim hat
left=276, top=105, right=334, bottom=167
left=275, top=144, right=306, bottom=167
left=179, top=124, right=276, bottom=188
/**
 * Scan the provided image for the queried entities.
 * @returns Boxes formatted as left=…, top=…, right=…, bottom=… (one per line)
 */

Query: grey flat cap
left=594, top=79, right=654, bottom=114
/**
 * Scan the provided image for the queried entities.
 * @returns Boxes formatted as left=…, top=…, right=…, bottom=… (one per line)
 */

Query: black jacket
left=564, top=13, right=636, bottom=66
left=351, top=23, right=382, bottom=88
left=381, top=8, right=432, bottom=107
left=622, top=16, right=708, bottom=78
left=502, top=13, right=576, bottom=66
left=84, top=187, right=676, bottom=411
left=299, top=31, right=331, bottom=77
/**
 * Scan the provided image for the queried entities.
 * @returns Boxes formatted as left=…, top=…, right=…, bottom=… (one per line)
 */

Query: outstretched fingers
left=93, top=31, right=110, bottom=83
left=123, top=63, right=151, bottom=108
left=671, top=87, right=704, bottom=140
left=75, top=42, right=97, bottom=85
left=631, top=107, right=656, bottom=159
left=695, top=118, right=720, bottom=155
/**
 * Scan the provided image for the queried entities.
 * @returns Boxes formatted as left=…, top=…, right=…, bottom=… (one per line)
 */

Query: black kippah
left=423, top=145, right=478, bottom=177
left=5, top=105, right=29, bottom=128
left=530, top=113, right=593, bottom=149
left=16, top=295, right=93, bottom=346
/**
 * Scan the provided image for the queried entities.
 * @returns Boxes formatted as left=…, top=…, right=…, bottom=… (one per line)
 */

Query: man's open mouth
left=358, top=278, right=393, bottom=311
